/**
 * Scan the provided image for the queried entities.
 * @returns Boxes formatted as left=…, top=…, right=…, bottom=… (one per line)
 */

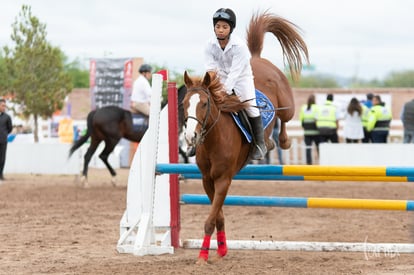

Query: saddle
left=231, top=89, right=275, bottom=143
left=132, top=113, right=149, bottom=133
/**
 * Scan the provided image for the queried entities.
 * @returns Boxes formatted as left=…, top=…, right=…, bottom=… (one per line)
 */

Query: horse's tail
left=68, top=110, right=95, bottom=158
left=247, top=11, right=309, bottom=81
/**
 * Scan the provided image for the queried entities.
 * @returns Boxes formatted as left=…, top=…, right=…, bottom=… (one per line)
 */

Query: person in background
left=0, top=99, right=13, bottom=181
left=343, top=97, right=364, bottom=143
left=316, top=94, right=339, bottom=143
left=363, top=93, right=374, bottom=108
left=400, top=98, right=414, bottom=143
left=271, top=118, right=283, bottom=164
left=361, top=102, right=372, bottom=143
left=299, top=94, right=320, bottom=165
left=367, top=95, right=392, bottom=143
left=130, top=64, right=152, bottom=132
left=261, top=118, right=283, bottom=165
left=361, top=93, right=374, bottom=143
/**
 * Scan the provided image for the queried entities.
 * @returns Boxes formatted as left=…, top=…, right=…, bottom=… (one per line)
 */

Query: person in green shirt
left=367, top=95, right=392, bottom=143
left=316, top=94, right=339, bottom=143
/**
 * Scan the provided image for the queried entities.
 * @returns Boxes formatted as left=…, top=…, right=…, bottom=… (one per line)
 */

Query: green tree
left=0, top=52, right=7, bottom=93
left=288, top=73, right=339, bottom=88
left=64, top=57, right=89, bottom=88
left=382, top=70, right=414, bottom=87
left=3, top=5, right=72, bottom=142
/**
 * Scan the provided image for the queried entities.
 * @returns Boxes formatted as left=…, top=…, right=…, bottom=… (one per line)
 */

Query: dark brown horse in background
left=69, top=86, right=188, bottom=188
left=69, top=106, right=146, bottom=188
left=182, top=11, right=308, bottom=264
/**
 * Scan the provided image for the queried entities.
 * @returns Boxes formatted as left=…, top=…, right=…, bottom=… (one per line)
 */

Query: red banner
left=89, top=60, right=96, bottom=87
left=124, top=60, right=133, bottom=89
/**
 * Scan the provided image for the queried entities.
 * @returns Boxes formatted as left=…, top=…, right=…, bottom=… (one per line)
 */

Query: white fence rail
left=5, top=119, right=405, bottom=175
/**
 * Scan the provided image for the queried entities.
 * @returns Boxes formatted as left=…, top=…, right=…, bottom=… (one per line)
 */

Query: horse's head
left=182, top=71, right=216, bottom=152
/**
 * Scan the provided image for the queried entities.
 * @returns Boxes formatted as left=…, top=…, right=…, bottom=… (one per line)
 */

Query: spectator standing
left=299, top=94, right=320, bottom=165
left=0, top=99, right=13, bottom=181
left=363, top=93, right=374, bottom=108
left=361, top=93, right=374, bottom=143
left=401, top=98, right=414, bottom=143
left=367, top=95, right=392, bottom=143
left=316, top=94, right=339, bottom=143
left=271, top=118, right=283, bottom=164
left=361, top=103, right=372, bottom=143
left=343, top=97, right=364, bottom=143
left=260, top=118, right=283, bottom=165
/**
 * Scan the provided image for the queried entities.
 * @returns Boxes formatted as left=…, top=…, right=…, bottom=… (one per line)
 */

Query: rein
left=185, top=87, right=221, bottom=145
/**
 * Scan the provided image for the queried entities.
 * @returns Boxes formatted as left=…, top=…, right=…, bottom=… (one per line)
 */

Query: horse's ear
left=184, top=71, right=193, bottom=87
left=202, top=71, right=211, bottom=87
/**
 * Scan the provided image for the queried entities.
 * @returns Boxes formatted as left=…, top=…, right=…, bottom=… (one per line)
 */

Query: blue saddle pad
left=231, top=89, right=275, bottom=143
left=132, top=113, right=149, bottom=132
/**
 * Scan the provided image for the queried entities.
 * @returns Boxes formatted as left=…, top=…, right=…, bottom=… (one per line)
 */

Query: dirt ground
left=1, top=168, right=414, bottom=275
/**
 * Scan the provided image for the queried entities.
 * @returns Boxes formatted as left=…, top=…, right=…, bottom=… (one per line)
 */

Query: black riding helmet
left=213, top=8, right=236, bottom=33
left=139, top=64, right=152, bottom=73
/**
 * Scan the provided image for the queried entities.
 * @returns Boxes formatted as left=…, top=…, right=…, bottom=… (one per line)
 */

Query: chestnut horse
left=182, top=12, right=308, bottom=264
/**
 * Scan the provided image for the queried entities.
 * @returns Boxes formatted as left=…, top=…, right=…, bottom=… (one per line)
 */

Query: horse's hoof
left=111, top=177, right=117, bottom=187
left=80, top=176, right=89, bottom=188
left=280, top=138, right=291, bottom=150
left=195, top=258, right=208, bottom=265
left=284, top=139, right=291, bottom=149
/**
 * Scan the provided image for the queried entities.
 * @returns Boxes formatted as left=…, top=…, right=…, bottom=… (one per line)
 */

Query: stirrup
left=252, top=144, right=267, bottom=160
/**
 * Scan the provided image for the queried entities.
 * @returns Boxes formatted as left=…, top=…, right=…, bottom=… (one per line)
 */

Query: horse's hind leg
left=99, top=139, right=118, bottom=186
left=82, top=141, right=99, bottom=188
left=278, top=121, right=291, bottom=149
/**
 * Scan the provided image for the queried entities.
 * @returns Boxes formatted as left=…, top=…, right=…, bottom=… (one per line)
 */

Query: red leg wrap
left=198, top=235, right=211, bottom=260
left=216, top=231, right=228, bottom=257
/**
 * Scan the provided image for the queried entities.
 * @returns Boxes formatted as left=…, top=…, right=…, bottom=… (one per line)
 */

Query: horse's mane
left=208, top=72, right=248, bottom=113
left=193, top=72, right=251, bottom=113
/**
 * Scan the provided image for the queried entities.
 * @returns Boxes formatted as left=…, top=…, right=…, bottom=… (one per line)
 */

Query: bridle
left=184, top=87, right=221, bottom=145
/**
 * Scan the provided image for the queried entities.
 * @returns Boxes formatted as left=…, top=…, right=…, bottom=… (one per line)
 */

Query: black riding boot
left=248, top=116, right=267, bottom=160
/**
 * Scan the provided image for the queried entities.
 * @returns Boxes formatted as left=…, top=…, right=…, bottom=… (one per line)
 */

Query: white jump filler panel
left=320, top=143, right=414, bottom=166
left=117, top=74, right=173, bottom=255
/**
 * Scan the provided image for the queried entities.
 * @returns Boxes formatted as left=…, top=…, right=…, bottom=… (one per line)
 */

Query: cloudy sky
left=1, top=0, right=413, bottom=80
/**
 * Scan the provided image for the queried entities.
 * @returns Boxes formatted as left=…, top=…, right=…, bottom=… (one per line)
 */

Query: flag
left=156, top=69, right=168, bottom=81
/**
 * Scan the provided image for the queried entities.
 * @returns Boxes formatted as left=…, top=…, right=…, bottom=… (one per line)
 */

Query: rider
left=202, top=8, right=267, bottom=160
left=130, top=64, right=152, bottom=117
left=130, top=64, right=152, bottom=132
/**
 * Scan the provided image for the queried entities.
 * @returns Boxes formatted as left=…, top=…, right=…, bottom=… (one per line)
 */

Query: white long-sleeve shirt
left=343, top=111, right=364, bottom=140
left=204, top=34, right=259, bottom=117
left=131, top=75, right=151, bottom=104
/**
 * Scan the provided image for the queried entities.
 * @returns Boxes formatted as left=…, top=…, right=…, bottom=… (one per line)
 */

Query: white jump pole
left=183, top=239, right=414, bottom=254
left=117, top=74, right=173, bottom=255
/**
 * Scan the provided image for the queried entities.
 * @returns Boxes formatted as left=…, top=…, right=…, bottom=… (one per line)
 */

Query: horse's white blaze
left=184, top=93, right=201, bottom=145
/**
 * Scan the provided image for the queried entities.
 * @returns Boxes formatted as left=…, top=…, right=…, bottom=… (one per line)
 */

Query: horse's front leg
left=212, top=208, right=227, bottom=261
left=197, top=177, right=230, bottom=264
